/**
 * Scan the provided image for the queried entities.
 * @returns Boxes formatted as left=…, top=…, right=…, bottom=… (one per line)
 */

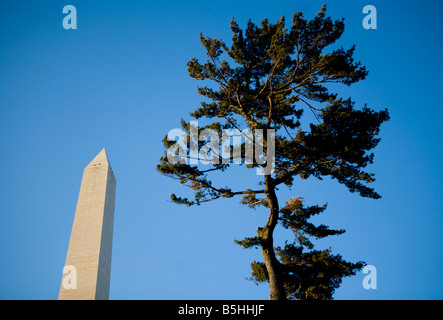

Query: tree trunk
left=257, top=175, right=286, bottom=300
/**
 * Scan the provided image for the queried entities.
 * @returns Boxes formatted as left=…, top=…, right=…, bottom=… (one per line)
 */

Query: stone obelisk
left=59, top=149, right=116, bottom=300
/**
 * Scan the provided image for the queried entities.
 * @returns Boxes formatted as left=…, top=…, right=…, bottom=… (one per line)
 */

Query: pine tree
left=157, top=5, right=389, bottom=300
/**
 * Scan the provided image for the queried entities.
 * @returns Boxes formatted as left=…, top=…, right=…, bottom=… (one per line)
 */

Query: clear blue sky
left=0, top=0, right=442, bottom=299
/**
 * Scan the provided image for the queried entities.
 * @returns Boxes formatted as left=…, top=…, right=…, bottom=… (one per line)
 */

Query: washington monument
left=59, top=149, right=116, bottom=300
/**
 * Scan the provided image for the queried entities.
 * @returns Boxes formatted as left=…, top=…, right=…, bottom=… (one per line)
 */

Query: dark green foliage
left=157, top=4, right=389, bottom=299
left=248, top=197, right=365, bottom=299
left=251, top=244, right=365, bottom=300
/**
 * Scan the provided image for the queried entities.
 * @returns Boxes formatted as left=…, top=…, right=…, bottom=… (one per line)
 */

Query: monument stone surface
left=59, top=149, right=116, bottom=300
